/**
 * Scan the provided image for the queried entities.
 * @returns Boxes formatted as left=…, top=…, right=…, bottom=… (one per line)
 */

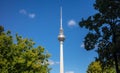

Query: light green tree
left=0, top=26, right=51, bottom=73
left=87, top=61, right=116, bottom=73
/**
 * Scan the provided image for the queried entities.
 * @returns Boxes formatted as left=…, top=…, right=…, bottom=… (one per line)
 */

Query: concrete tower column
left=60, top=41, right=64, bottom=73
left=58, top=6, right=65, bottom=73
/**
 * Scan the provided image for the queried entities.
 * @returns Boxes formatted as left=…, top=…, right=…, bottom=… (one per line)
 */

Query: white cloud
left=19, top=9, right=36, bottom=19
left=48, top=60, right=59, bottom=65
left=29, top=13, right=36, bottom=18
left=48, top=60, right=54, bottom=65
left=65, top=71, right=74, bottom=73
left=19, top=9, right=27, bottom=15
left=56, top=61, right=60, bottom=64
left=80, top=43, right=84, bottom=48
left=68, top=20, right=76, bottom=27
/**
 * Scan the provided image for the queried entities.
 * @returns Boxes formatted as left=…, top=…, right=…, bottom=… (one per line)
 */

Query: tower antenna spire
left=60, top=6, right=62, bottom=29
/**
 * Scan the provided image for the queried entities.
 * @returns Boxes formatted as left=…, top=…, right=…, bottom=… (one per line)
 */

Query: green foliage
left=79, top=0, right=120, bottom=72
left=0, top=26, right=51, bottom=73
left=87, top=61, right=102, bottom=73
left=87, top=61, right=116, bottom=73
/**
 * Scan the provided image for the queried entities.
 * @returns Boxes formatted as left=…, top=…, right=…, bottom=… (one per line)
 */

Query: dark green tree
left=0, top=26, right=51, bottom=73
left=79, top=0, right=120, bottom=73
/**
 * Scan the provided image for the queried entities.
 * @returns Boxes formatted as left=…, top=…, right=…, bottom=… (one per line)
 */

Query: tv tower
left=58, top=5, right=65, bottom=73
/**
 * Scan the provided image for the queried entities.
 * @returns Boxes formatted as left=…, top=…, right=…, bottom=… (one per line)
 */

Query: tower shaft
left=60, top=41, right=64, bottom=73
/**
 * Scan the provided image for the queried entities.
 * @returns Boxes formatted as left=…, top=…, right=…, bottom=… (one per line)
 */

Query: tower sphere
left=58, top=33, right=65, bottom=41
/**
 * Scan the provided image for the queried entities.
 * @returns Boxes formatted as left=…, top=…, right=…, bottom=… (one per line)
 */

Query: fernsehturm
left=58, top=6, right=65, bottom=73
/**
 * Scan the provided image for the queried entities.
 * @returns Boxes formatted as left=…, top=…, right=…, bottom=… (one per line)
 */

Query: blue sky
left=0, top=0, right=98, bottom=73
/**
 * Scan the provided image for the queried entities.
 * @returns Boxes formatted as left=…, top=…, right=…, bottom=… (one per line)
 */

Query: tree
left=87, top=61, right=102, bottom=73
left=87, top=61, right=116, bottom=73
left=79, top=0, right=120, bottom=73
left=0, top=26, right=51, bottom=73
